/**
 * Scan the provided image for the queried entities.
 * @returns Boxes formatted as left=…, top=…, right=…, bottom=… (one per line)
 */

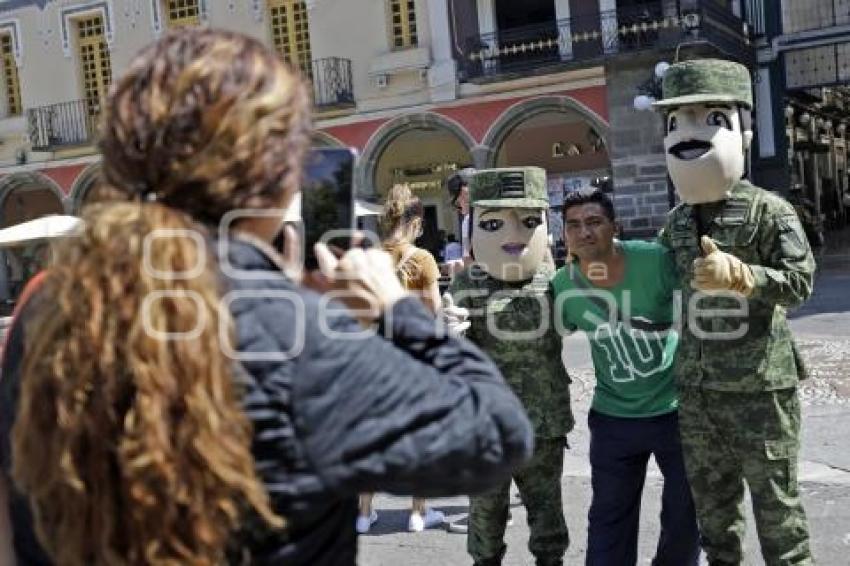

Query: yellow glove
left=691, top=236, right=755, bottom=296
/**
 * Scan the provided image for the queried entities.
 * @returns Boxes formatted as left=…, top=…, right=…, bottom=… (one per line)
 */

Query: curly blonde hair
left=11, top=28, right=312, bottom=566
left=380, top=184, right=425, bottom=287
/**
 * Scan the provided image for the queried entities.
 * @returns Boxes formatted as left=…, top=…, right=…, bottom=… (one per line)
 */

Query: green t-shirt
left=551, top=240, right=680, bottom=418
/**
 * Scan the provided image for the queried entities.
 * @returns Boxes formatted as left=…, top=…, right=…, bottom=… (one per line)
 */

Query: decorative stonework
left=0, top=19, right=22, bottom=65
left=60, top=1, right=115, bottom=57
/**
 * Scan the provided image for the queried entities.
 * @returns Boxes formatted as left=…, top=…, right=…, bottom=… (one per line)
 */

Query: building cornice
left=758, top=23, right=850, bottom=62
left=316, top=66, right=606, bottom=129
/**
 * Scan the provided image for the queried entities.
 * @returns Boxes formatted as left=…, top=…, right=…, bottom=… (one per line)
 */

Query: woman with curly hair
left=0, top=29, right=533, bottom=566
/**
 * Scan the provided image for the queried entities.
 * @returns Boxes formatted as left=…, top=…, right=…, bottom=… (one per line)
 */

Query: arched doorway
left=0, top=173, right=66, bottom=227
left=363, top=113, right=475, bottom=260
left=0, top=173, right=66, bottom=305
left=484, top=96, right=611, bottom=250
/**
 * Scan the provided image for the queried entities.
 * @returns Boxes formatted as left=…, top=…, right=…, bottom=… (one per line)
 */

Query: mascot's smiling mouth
left=501, top=243, right=526, bottom=256
left=669, top=139, right=713, bottom=161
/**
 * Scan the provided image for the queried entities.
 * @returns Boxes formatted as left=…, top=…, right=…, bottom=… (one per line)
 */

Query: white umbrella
left=355, top=199, right=383, bottom=217
left=0, top=215, right=83, bottom=248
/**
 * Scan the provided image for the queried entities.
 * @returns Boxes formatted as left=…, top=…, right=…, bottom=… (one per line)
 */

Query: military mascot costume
left=656, top=59, right=815, bottom=565
left=446, top=167, right=572, bottom=566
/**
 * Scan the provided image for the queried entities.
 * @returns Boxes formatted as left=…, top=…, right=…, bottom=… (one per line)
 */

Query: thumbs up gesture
left=691, top=236, right=755, bottom=296
left=441, top=292, right=471, bottom=335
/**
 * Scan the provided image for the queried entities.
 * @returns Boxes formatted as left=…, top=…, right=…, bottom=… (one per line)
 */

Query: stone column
left=476, top=0, right=498, bottom=73
left=599, top=0, right=619, bottom=54
left=427, top=0, right=458, bottom=102
left=554, top=0, right=573, bottom=61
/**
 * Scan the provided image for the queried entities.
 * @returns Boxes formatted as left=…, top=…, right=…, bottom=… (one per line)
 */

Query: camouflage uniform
left=657, top=60, right=815, bottom=566
left=449, top=168, right=572, bottom=566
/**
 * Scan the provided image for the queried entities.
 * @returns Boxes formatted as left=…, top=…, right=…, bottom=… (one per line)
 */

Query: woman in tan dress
left=356, top=184, right=444, bottom=534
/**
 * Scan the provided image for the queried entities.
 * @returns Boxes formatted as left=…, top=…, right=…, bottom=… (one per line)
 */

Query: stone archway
left=69, top=161, right=104, bottom=214
left=358, top=112, right=477, bottom=199
left=0, top=172, right=67, bottom=227
left=312, top=130, right=345, bottom=148
left=358, top=112, right=476, bottom=258
left=482, top=95, right=612, bottom=248
left=0, top=172, right=67, bottom=304
left=481, top=95, right=610, bottom=168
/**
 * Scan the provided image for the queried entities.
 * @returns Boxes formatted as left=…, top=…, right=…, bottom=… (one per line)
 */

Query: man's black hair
left=446, top=167, right=475, bottom=204
left=562, top=187, right=616, bottom=222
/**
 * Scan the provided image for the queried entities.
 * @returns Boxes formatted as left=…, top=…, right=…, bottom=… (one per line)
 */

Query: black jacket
left=1, top=236, right=533, bottom=565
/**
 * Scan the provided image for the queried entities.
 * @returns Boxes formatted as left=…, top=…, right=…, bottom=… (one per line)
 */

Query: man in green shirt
left=551, top=188, right=699, bottom=566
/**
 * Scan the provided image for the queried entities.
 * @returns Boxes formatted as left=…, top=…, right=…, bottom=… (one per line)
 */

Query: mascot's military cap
left=470, top=167, right=549, bottom=209
left=653, top=58, right=752, bottom=109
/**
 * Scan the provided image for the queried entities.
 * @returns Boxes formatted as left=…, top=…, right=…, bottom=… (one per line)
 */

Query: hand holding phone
left=312, top=243, right=407, bottom=325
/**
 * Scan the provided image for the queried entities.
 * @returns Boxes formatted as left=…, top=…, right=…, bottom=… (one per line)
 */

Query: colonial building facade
left=0, top=0, right=805, bottom=255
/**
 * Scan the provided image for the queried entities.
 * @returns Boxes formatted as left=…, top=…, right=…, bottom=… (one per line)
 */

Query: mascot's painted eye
left=667, top=115, right=677, bottom=133
left=478, top=218, right=505, bottom=232
left=706, top=110, right=732, bottom=130
left=521, top=215, right=544, bottom=229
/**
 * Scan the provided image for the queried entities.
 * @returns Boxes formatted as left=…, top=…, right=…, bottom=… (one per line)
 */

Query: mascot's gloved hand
left=691, top=236, right=755, bottom=296
left=442, top=292, right=471, bottom=335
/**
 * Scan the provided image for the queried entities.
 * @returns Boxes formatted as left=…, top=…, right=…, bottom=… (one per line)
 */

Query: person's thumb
left=314, top=242, right=339, bottom=276
left=441, top=292, right=455, bottom=310
left=700, top=236, right=719, bottom=256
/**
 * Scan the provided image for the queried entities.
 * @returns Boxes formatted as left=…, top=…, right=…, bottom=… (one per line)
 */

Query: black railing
left=462, top=0, right=753, bottom=81
left=311, top=57, right=354, bottom=110
left=28, top=100, right=99, bottom=151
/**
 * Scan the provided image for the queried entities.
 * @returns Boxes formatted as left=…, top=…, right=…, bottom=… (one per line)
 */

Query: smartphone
left=276, top=147, right=356, bottom=270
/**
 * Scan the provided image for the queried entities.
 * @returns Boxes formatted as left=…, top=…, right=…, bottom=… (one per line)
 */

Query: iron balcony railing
left=311, top=57, right=354, bottom=110
left=462, top=0, right=754, bottom=81
left=28, top=99, right=100, bottom=151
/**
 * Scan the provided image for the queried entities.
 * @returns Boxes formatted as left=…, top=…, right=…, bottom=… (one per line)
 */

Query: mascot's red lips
left=669, top=139, right=712, bottom=160
left=501, top=243, right=526, bottom=256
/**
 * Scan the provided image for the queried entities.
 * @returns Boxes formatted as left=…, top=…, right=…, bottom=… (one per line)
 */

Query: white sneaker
left=356, top=510, right=378, bottom=534
left=408, top=508, right=445, bottom=532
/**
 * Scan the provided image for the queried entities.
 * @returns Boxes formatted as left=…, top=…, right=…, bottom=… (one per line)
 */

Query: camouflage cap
left=653, top=58, right=752, bottom=109
left=470, top=167, right=549, bottom=209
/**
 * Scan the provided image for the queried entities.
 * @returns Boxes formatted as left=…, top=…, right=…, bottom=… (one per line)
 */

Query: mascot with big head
left=656, top=59, right=815, bottom=564
left=446, top=167, right=571, bottom=566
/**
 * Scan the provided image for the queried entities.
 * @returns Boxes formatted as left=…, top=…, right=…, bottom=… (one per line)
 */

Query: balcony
left=461, top=0, right=754, bottom=82
left=27, top=100, right=99, bottom=151
left=311, top=57, right=354, bottom=111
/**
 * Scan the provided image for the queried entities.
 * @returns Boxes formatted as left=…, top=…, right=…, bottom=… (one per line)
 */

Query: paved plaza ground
left=360, top=266, right=850, bottom=566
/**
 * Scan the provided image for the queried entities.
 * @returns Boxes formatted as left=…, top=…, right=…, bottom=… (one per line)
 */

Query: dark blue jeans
left=586, top=410, right=700, bottom=566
